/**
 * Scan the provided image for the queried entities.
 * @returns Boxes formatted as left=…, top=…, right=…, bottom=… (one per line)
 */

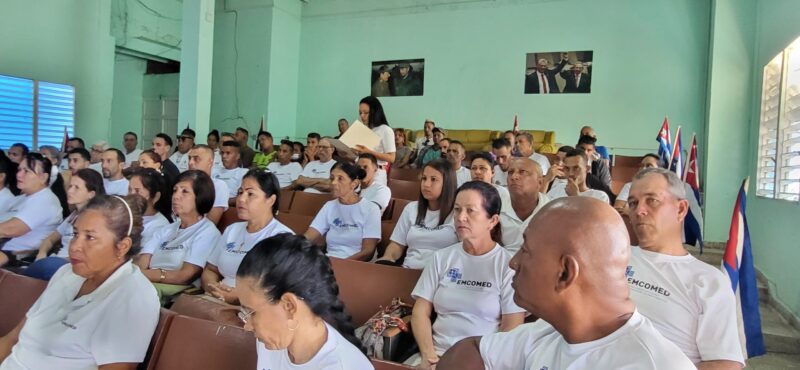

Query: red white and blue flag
left=669, top=126, right=684, bottom=175
left=722, top=178, right=765, bottom=358
left=512, top=115, right=519, bottom=135
left=682, top=133, right=703, bottom=250
left=656, top=117, right=672, bottom=168
left=60, top=126, right=70, bottom=153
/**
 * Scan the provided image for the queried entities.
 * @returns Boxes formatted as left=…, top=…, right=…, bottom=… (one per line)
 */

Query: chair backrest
left=612, top=155, right=644, bottom=168
left=389, top=167, right=421, bottom=182
left=289, top=191, right=333, bottom=216
left=146, top=315, right=257, bottom=370
left=329, top=257, right=422, bottom=326
left=388, top=180, right=420, bottom=201
left=0, top=270, right=48, bottom=336
left=543, top=152, right=558, bottom=166
left=372, top=359, right=416, bottom=370
left=169, top=294, right=242, bottom=327
left=278, top=188, right=294, bottom=213
left=139, top=308, right=177, bottom=370
left=376, top=221, right=396, bottom=258
left=216, top=208, right=242, bottom=232
left=276, top=212, right=315, bottom=235
left=389, top=198, right=412, bottom=223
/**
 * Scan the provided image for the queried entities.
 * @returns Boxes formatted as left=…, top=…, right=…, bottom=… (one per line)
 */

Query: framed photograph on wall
left=524, top=51, right=593, bottom=94
left=371, top=58, right=425, bottom=97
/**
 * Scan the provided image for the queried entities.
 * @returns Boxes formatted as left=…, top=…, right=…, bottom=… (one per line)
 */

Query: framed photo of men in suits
left=371, top=59, right=425, bottom=97
left=524, top=51, right=593, bottom=94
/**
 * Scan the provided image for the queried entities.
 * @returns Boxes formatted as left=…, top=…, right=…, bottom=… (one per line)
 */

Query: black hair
left=332, top=161, right=366, bottom=181
left=576, top=134, right=597, bottom=147
left=174, top=170, right=215, bottom=215
left=357, top=153, right=378, bottom=166
left=565, top=148, right=588, bottom=162
left=557, top=145, right=575, bottom=153
left=456, top=181, right=503, bottom=244
left=448, top=140, right=464, bottom=151
left=191, top=144, right=214, bottom=156
left=358, top=96, right=389, bottom=128
left=236, top=127, right=249, bottom=136
left=181, top=128, right=197, bottom=138
left=105, top=148, right=125, bottom=163
left=279, top=140, right=293, bottom=149
left=492, top=138, right=512, bottom=150
left=139, top=149, right=162, bottom=166
left=222, top=140, right=241, bottom=149
left=503, top=130, right=514, bottom=135
left=258, top=130, right=273, bottom=139
left=74, top=168, right=106, bottom=196
left=68, top=148, right=91, bottom=162
left=129, top=167, right=171, bottom=220
left=69, top=137, right=85, bottom=148
left=432, top=127, right=444, bottom=135
left=470, top=151, right=496, bottom=169
left=307, top=133, right=321, bottom=140
left=11, top=143, right=30, bottom=156
left=0, top=153, right=19, bottom=195
left=242, top=169, right=281, bottom=216
left=155, top=133, right=173, bottom=147
left=236, top=234, right=366, bottom=355
left=417, top=159, right=457, bottom=226
left=643, top=153, right=661, bottom=163
left=23, top=152, right=52, bottom=185
left=124, top=131, right=138, bottom=140
left=82, top=194, right=147, bottom=259
left=207, top=129, right=220, bottom=141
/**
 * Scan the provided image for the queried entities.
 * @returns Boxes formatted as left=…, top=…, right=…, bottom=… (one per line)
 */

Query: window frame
left=0, top=74, right=75, bottom=150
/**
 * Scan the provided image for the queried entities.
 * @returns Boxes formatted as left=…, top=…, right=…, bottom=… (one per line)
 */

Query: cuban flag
left=255, top=116, right=265, bottom=150
left=60, top=125, right=70, bottom=153
left=656, top=117, right=672, bottom=168
left=669, top=126, right=684, bottom=175
left=722, top=178, right=766, bottom=358
left=512, top=115, right=519, bottom=135
left=683, top=134, right=703, bottom=251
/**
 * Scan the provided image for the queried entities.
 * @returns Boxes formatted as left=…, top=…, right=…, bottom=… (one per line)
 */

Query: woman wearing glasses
left=234, top=233, right=373, bottom=370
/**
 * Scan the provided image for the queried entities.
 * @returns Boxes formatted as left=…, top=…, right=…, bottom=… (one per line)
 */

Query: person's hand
left=565, top=178, right=579, bottom=196
left=35, top=252, right=47, bottom=261
left=561, top=52, right=569, bottom=61
left=418, top=354, right=439, bottom=370
left=354, top=145, right=374, bottom=155
left=207, top=282, right=237, bottom=304
left=545, top=164, right=564, bottom=183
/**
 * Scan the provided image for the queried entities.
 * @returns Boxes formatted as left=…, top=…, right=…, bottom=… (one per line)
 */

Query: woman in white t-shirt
left=24, top=169, right=105, bottom=280
left=0, top=153, right=20, bottom=215
left=201, top=169, right=293, bottom=304
left=304, top=162, right=381, bottom=261
left=354, top=96, right=395, bottom=185
left=0, top=195, right=160, bottom=370
left=138, top=149, right=174, bottom=222
left=376, top=159, right=459, bottom=269
left=0, top=153, right=63, bottom=267
left=127, top=168, right=171, bottom=246
left=234, top=234, right=373, bottom=370
left=469, top=152, right=513, bottom=213
left=136, top=170, right=221, bottom=301
left=408, top=181, right=526, bottom=369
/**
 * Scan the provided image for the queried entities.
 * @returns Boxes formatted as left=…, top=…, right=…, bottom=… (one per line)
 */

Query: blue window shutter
left=0, top=75, right=34, bottom=150
left=36, top=81, right=75, bottom=149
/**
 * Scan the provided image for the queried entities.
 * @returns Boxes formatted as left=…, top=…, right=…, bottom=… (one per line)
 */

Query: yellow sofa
left=409, top=129, right=557, bottom=153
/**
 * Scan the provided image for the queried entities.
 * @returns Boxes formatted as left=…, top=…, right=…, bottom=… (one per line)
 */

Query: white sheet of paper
left=338, top=120, right=381, bottom=150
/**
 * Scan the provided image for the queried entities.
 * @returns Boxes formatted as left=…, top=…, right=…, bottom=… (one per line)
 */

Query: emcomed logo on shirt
left=160, top=242, right=184, bottom=251
left=332, top=218, right=358, bottom=229
left=625, top=266, right=671, bottom=297
left=446, top=267, right=493, bottom=288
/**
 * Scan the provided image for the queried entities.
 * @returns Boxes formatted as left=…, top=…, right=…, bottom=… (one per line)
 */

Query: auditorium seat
left=389, top=167, right=421, bottom=182
left=389, top=198, right=412, bottom=223
left=610, top=155, right=643, bottom=195
left=330, top=257, right=422, bottom=325
left=138, top=308, right=177, bottom=370
left=276, top=212, right=314, bottom=235
left=170, top=294, right=242, bottom=327
left=388, top=180, right=419, bottom=201
left=146, top=315, right=256, bottom=370
left=376, top=221, right=396, bottom=258
left=543, top=153, right=558, bottom=165
left=0, top=269, right=48, bottom=336
left=288, top=191, right=333, bottom=216
left=372, top=358, right=416, bottom=370
left=216, top=208, right=242, bottom=232
left=278, top=188, right=294, bottom=213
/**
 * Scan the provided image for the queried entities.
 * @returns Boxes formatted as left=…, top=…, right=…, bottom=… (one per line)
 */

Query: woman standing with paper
left=354, top=96, right=395, bottom=185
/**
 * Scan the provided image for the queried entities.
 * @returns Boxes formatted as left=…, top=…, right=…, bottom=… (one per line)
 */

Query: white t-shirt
left=415, top=136, right=434, bottom=154
left=547, top=185, right=610, bottom=203
left=359, top=182, right=391, bottom=213
left=493, top=184, right=512, bottom=214
left=478, top=310, right=695, bottom=370
left=391, top=202, right=458, bottom=269
left=455, top=166, right=471, bottom=188
left=89, top=162, right=102, bottom=174
left=213, top=167, right=249, bottom=198
left=103, top=177, right=129, bottom=196
left=309, top=198, right=381, bottom=259
left=54, top=213, right=79, bottom=258
left=169, top=151, right=189, bottom=173
left=617, top=182, right=632, bottom=202
left=500, top=192, right=551, bottom=253
left=2, top=187, right=63, bottom=252
left=627, top=247, right=744, bottom=365
left=0, top=262, right=159, bottom=370
left=267, top=162, right=303, bottom=188
left=529, top=152, right=551, bottom=175
left=301, top=159, right=336, bottom=194
left=212, top=150, right=223, bottom=171
left=492, top=166, right=507, bottom=186
left=142, top=218, right=220, bottom=270
left=370, top=124, right=396, bottom=167
left=255, top=322, right=373, bottom=370
left=0, top=187, right=19, bottom=214
left=49, top=166, right=58, bottom=186
left=142, top=213, right=170, bottom=248
left=209, top=219, right=294, bottom=287
left=411, top=243, right=525, bottom=354
left=124, top=148, right=143, bottom=165
left=212, top=178, right=230, bottom=210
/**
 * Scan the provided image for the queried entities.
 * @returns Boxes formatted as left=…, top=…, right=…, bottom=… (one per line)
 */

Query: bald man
left=188, top=145, right=229, bottom=224
left=500, top=158, right=550, bottom=253
left=438, top=197, right=694, bottom=370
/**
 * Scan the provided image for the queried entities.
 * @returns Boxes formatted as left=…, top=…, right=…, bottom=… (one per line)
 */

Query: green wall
left=110, top=54, right=146, bottom=149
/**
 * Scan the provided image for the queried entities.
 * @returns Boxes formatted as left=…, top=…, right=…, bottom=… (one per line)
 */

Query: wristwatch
left=158, top=269, right=166, bottom=282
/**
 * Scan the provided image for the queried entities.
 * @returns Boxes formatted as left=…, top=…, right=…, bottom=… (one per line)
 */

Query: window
left=0, top=74, right=74, bottom=151
left=757, top=36, right=800, bottom=201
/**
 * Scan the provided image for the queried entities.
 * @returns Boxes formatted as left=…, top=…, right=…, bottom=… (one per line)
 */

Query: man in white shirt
left=89, top=141, right=108, bottom=174
left=122, top=131, right=142, bottom=166
left=437, top=197, right=695, bottom=370
left=213, top=140, right=249, bottom=206
left=414, top=119, right=436, bottom=155
left=500, top=158, right=550, bottom=253
left=101, top=149, right=129, bottom=196
left=188, top=144, right=229, bottom=225
left=626, top=168, right=744, bottom=369
left=61, top=148, right=91, bottom=186
left=266, top=140, right=303, bottom=189
left=290, top=138, right=335, bottom=194
left=356, top=153, right=391, bottom=213
left=170, top=128, right=194, bottom=173
left=515, top=131, right=550, bottom=175
left=490, top=138, right=512, bottom=186
left=547, top=148, right=609, bottom=203
left=444, top=140, right=471, bottom=187
left=469, top=152, right=512, bottom=213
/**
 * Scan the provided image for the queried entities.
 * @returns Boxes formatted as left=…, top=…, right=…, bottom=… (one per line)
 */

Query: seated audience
left=136, top=170, right=221, bottom=301
left=127, top=168, right=171, bottom=244
left=614, top=153, right=660, bottom=210
left=580, top=125, right=609, bottom=160
left=543, top=145, right=571, bottom=191
left=445, top=140, right=471, bottom=187
left=291, top=141, right=304, bottom=163
left=546, top=149, right=610, bottom=203
left=0, top=195, right=160, bottom=370
left=500, top=158, right=550, bottom=253
left=356, top=153, right=391, bottom=213
left=6, top=143, right=29, bottom=164
left=88, top=141, right=108, bottom=173
left=502, top=130, right=520, bottom=157
left=235, top=127, right=256, bottom=168
left=0, top=153, right=63, bottom=267
left=252, top=130, right=277, bottom=169
left=188, top=144, right=229, bottom=225
left=393, top=128, right=413, bottom=169
left=266, top=140, right=303, bottom=189
left=38, top=145, right=61, bottom=186
left=304, top=162, right=381, bottom=261
left=207, top=129, right=223, bottom=170
left=377, top=159, right=458, bottom=268
left=438, top=197, right=694, bottom=370
left=409, top=181, right=525, bottom=368
left=214, top=140, right=249, bottom=204
left=138, top=149, right=173, bottom=221
left=335, top=118, right=349, bottom=139
left=414, top=119, right=437, bottom=156
left=152, top=133, right=180, bottom=184
left=101, top=148, right=129, bottom=196
left=303, top=132, right=320, bottom=166
left=24, top=169, right=104, bottom=280
left=60, top=147, right=91, bottom=190
left=438, top=138, right=451, bottom=158
left=290, top=138, right=336, bottom=194
left=354, top=96, right=396, bottom=185
left=490, top=138, right=513, bottom=186
left=0, top=153, right=19, bottom=214
left=626, top=168, right=744, bottom=368
left=415, top=128, right=446, bottom=168
left=469, top=152, right=512, bottom=212
left=515, top=132, right=550, bottom=174
left=576, top=134, right=611, bottom=187
left=170, top=128, right=195, bottom=173
left=123, top=131, right=142, bottom=166
left=234, top=234, right=372, bottom=370
left=202, top=169, right=293, bottom=304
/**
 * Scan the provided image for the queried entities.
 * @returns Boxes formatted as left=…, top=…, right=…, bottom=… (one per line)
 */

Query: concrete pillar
left=178, top=0, right=215, bottom=140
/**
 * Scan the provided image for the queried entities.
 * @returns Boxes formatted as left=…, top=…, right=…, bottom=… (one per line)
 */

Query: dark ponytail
left=332, top=161, right=366, bottom=181
left=237, top=234, right=366, bottom=355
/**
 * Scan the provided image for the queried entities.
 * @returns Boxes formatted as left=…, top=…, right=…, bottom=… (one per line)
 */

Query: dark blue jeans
left=22, top=257, right=69, bottom=281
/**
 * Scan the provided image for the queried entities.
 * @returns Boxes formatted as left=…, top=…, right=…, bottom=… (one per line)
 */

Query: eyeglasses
left=238, top=306, right=256, bottom=324
left=317, top=145, right=333, bottom=150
